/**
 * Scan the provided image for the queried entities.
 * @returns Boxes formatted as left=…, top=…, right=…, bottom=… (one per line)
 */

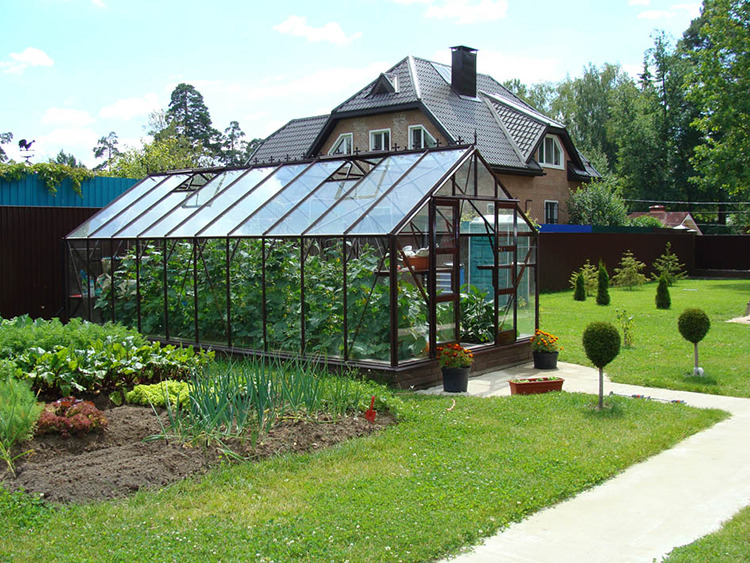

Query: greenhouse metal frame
left=65, top=145, right=538, bottom=379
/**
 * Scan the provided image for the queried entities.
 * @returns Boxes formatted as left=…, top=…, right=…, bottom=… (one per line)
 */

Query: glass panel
left=139, top=170, right=247, bottom=238
left=437, top=154, right=474, bottom=197
left=198, top=164, right=308, bottom=238
left=498, top=294, right=515, bottom=335
left=460, top=199, right=495, bottom=234
left=346, top=238, right=391, bottom=363
left=107, top=240, right=139, bottom=329
left=308, top=153, right=421, bottom=235
left=397, top=266, right=429, bottom=361
left=68, top=176, right=162, bottom=238
left=196, top=239, right=228, bottom=345
left=349, top=149, right=466, bottom=234
left=461, top=212, right=495, bottom=344
left=89, top=175, right=190, bottom=238
left=268, top=179, right=357, bottom=236
left=477, top=161, right=498, bottom=198
left=233, top=161, right=341, bottom=236
left=265, top=239, right=301, bottom=353
left=65, top=240, right=90, bottom=320
left=436, top=301, right=456, bottom=343
left=165, top=240, right=196, bottom=341
left=304, top=238, right=344, bottom=358
left=229, top=239, right=264, bottom=350
left=517, top=265, right=535, bottom=339
left=167, top=167, right=275, bottom=238
left=138, top=240, right=166, bottom=338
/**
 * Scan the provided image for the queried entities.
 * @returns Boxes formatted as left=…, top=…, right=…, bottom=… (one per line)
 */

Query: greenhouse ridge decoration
left=64, top=145, right=539, bottom=385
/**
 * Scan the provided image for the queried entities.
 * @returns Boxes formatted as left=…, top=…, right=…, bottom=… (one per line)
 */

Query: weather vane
left=18, top=139, right=35, bottom=163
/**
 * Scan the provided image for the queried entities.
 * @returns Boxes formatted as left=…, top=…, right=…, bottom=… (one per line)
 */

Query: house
left=629, top=205, right=703, bottom=234
left=250, top=46, right=599, bottom=224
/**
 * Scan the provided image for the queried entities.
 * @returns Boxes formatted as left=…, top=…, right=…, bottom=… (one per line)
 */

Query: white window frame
left=369, top=128, right=391, bottom=152
left=408, top=125, right=437, bottom=150
left=544, top=200, right=559, bottom=224
left=328, top=133, right=353, bottom=156
left=538, top=135, right=564, bottom=170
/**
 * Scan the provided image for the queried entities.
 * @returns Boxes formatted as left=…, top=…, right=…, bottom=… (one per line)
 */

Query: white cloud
left=92, top=0, right=105, bottom=6
left=99, top=93, right=160, bottom=121
left=425, top=0, right=508, bottom=24
left=41, top=108, right=95, bottom=127
left=274, top=16, right=362, bottom=45
left=23, top=128, right=100, bottom=167
left=628, top=0, right=650, bottom=5
left=0, top=47, right=54, bottom=74
left=638, top=9, right=675, bottom=19
left=672, top=2, right=701, bottom=17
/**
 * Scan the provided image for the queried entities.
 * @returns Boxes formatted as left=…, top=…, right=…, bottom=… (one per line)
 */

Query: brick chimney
left=649, top=205, right=666, bottom=218
left=451, top=46, right=477, bottom=98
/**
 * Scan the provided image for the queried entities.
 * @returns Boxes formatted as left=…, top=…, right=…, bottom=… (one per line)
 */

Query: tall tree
left=687, top=0, right=750, bottom=197
left=165, top=83, right=219, bottom=152
left=92, top=131, right=120, bottom=172
left=219, top=121, right=247, bottom=166
left=109, top=137, right=202, bottom=179
left=0, top=132, right=12, bottom=163
left=50, top=150, right=85, bottom=168
left=501, top=79, right=557, bottom=115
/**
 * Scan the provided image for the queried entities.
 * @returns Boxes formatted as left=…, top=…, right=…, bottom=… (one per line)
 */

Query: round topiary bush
left=596, top=262, right=610, bottom=306
left=582, top=321, right=621, bottom=409
left=655, top=274, right=671, bottom=309
left=678, top=308, right=710, bottom=343
left=574, top=272, right=586, bottom=301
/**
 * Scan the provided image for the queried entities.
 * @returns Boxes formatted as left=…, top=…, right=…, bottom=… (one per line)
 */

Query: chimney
left=649, top=205, right=666, bottom=217
left=451, top=46, right=477, bottom=98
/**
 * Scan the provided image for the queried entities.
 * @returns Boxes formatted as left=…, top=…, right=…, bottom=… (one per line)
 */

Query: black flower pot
left=533, top=351, right=559, bottom=370
left=442, top=367, right=470, bottom=392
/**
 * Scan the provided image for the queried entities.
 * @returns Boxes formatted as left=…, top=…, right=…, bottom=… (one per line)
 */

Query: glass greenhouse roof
left=67, top=147, right=483, bottom=240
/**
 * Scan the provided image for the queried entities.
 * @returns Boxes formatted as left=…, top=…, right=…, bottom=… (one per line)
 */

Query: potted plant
left=509, top=376, right=564, bottom=395
left=530, top=329, right=562, bottom=369
left=436, top=344, right=474, bottom=393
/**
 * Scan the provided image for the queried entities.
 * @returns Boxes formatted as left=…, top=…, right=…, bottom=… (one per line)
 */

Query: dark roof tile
left=249, top=115, right=327, bottom=163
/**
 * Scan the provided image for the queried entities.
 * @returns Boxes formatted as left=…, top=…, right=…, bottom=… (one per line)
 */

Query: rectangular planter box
left=509, top=377, right=564, bottom=395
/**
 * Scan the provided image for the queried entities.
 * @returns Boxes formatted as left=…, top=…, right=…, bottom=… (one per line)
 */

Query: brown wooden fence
left=0, top=206, right=98, bottom=319
left=695, top=235, right=750, bottom=271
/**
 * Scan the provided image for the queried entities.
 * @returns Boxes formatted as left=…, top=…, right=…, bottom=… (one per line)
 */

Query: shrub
left=582, top=322, right=621, bottom=409
left=611, top=250, right=647, bottom=290
left=568, top=259, right=597, bottom=296
left=615, top=309, right=635, bottom=347
left=36, top=397, right=107, bottom=438
left=596, top=262, right=610, bottom=306
left=126, top=380, right=190, bottom=408
left=0, top=375, right=43, bottom=474
left=678, top=308, right=710, bottom=376
left=652, top=242, right=686, bottom=285
left=628, top=215, right=664, bottom=228
left=655, top=274, right=671, bottom=309
left=573, top=273, right=586, bottom=301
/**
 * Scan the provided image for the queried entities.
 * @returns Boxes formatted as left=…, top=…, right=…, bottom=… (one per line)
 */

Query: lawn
left=664, top=504, right=750, bottom=561
left=1, top=392, right=725, bottom=562
left=541, top=279, right=750, bottom=397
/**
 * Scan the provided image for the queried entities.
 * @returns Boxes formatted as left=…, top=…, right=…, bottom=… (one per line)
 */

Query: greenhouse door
left=496, top=204, right=517, bottom=344
left=430, top=198, right=460, bottom=350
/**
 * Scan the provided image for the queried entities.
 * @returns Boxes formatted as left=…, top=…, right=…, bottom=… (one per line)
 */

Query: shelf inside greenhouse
left=65, top=145, right=538, bottom=387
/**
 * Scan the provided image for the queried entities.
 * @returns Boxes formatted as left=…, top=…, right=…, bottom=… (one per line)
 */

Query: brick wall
left=319, top=109, right=447, bottom=155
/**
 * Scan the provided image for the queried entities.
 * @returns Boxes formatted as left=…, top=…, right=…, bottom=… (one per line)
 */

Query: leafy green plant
left=656, top=274, right=671, bottom=309
left=652, top=242, right=686, bottom=285
left=616, top=309, right=636, bottom=347
left=574, top=272, right=586, bottom=301
left=569, top=259, right=597, bottom=296
left=126, top=380, right=190, bottom=408
left=0, top=375, right=43, bottom=475
left=36, top=397, right=107, bottom=437
left=596, top=262, right=611, bottom=306
left=612, top=250, right=647, bottom=290
left=459, top=283, right=494, bottom=343
left=678, top=308, right=710, bottom=376
left=0, top=161, right=94, bottom=196
left=582, top=321, right=621, bottom=409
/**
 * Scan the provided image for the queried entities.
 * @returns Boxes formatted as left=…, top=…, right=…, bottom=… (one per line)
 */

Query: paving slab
left=427, top=362, right=750, bottom=563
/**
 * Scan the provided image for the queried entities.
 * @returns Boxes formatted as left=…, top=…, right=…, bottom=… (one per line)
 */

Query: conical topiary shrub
left=574, top=272, right=586, bottom=301
left=596, top=262, right=610, bottom=306
left=678, top=308, right=710, bottom=376
left=582, top=322, right=621, bottom=409
left=655, top=274, right=671, bottom=309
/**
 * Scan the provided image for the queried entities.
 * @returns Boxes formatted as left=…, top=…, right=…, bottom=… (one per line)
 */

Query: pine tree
left=597, top=262, right=610, bottom=305
left=612, top=250, right=647, bottom=290
left=656, top=274, right=671, bottom=309
left=574, top=272, right=586, bottom=301
left=652, top=242, right=686, bottom=285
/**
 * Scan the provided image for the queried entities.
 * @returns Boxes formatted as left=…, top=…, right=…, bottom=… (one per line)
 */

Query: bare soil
left=1, top=405, right=393, bottom=504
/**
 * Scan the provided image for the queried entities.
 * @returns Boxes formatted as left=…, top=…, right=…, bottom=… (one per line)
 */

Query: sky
left=1, top=0, right=702, bottom=168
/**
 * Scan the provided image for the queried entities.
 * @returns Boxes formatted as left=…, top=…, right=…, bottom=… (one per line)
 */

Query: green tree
left=0, top=132, right=12, bottom=163
left=573, top=272, right=586, bottom=301
left=582, top=322, right=621, bottom=409
left=612, top=250, right=647, bottom=290
left=687, top=0, right=750, bottom=197
left=50, top=150, right=85, bottom=168
left=165, top=83, right=219, bottom=153
left=92, top=131, right=120, bottom=172
left=219, top=121, right=247, bottom=166
left=597, top=262, right=611, bottom=306
left=501, top=78, right=557, bottom=115
left=655, top=274, right=671, bottom=309
left=109, top=137, right=202, bottom=178
left=651, top=242, right=686, bottom=285
left=567, top=176, right=628, bottom=226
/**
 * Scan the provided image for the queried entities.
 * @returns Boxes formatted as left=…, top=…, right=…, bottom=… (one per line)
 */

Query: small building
left=250, top=46, right=599, bottom=226
left=65, top=145, right=538, bottom=388
left=629, top=205, right=703, bottom=235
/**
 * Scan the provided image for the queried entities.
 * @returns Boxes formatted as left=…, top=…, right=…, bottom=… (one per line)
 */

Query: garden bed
left=1, top=405, right=393, bottom=504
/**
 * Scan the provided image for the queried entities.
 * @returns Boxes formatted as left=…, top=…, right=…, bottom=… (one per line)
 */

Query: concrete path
left=426, top=362, right=750, bottom=563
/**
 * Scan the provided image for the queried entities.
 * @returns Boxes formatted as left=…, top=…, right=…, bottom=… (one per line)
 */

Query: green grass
left=541, top=279, right=750, bottom=397
left=664, top=504, right=750, bottom=561
left=0, top=392, right=725, bottom=562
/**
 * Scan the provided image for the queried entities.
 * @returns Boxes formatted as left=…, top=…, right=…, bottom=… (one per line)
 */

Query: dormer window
left=370, top=73, right=398, bottom=96
left=538, top=135, right=563, bottom=169
left=408, top=125, right=437, bottom=150
left=370, top=129, right=391, bottom=152
left=329, top=133, right=353, bottom=155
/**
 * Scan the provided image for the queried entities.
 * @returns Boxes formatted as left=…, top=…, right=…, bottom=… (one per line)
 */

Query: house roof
left=628, top=210, right=702, bottom=234
left=249, top=54, right=598, bottom=178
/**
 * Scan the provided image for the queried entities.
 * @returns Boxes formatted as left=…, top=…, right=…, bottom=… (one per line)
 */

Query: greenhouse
left=65, top=145, right=538, bottom=386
